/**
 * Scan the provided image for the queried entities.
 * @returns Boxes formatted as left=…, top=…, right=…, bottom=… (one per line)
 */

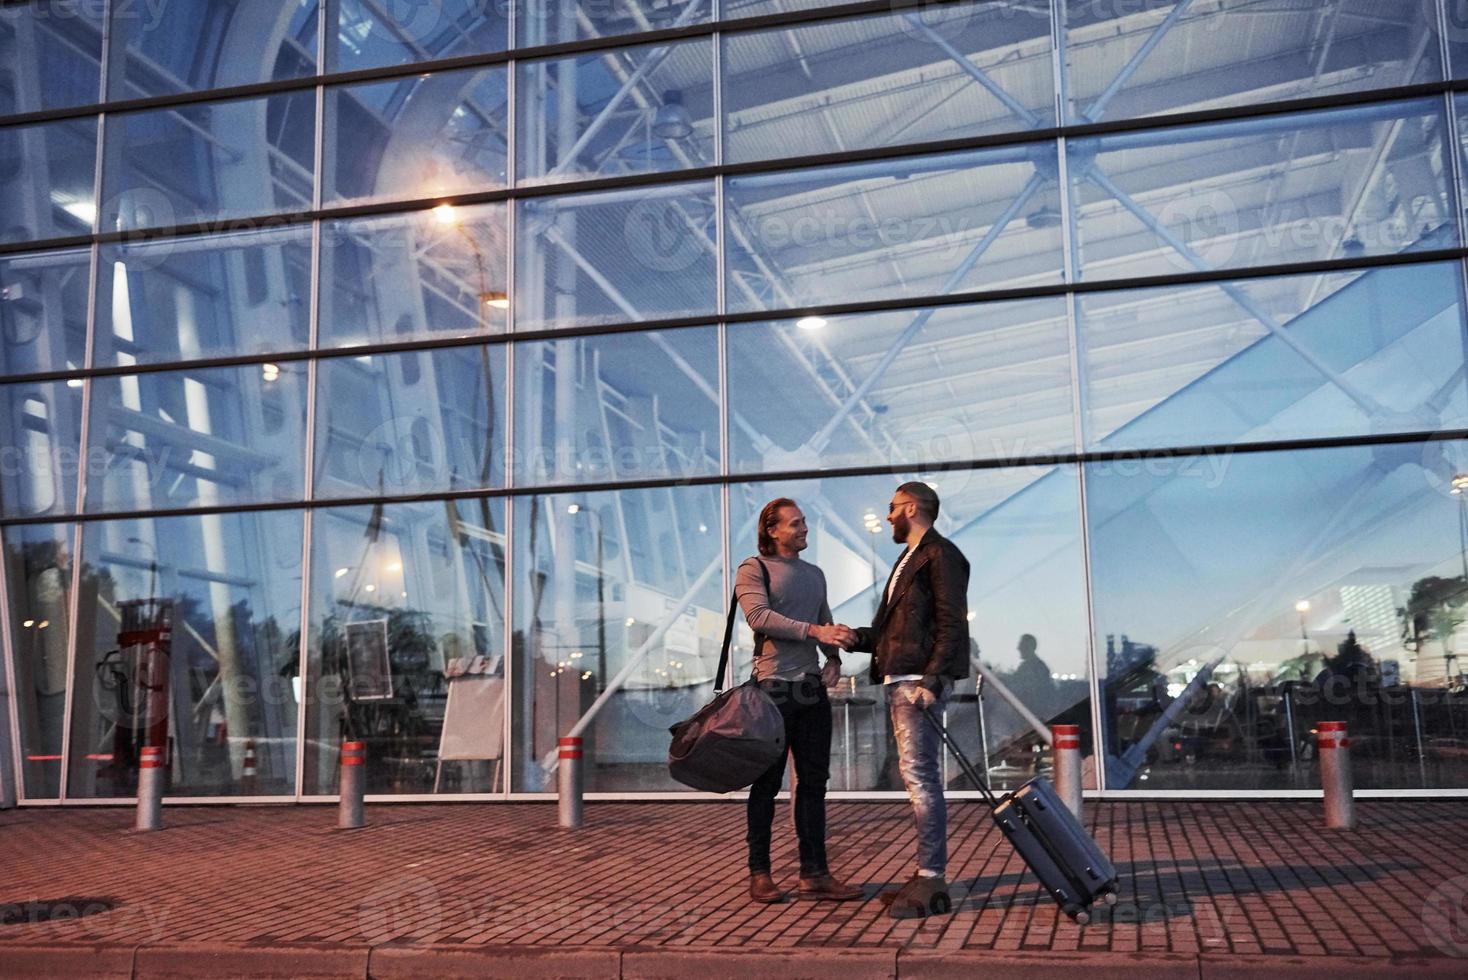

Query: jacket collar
left=877, top=530, right=943, bottom=623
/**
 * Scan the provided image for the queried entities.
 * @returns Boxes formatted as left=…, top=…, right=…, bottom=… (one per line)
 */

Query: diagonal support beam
left=902, top=12, right=1042, bottom=130
left=1080, top=0, right=1197, bottom=123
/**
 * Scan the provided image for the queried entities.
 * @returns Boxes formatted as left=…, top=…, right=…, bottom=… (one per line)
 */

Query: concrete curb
left=369, top=944, right=621, bottom=978
left=0, top=943, right=135, bottom=979
left=621, top=946, right=899, bottom=979
left=897, top=951, right=1199, bottom=979
left=133, top=943, right=371, bottom=979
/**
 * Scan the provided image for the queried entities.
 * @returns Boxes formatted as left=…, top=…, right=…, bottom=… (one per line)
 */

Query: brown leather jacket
left=852, top=529, right=971, bottom=684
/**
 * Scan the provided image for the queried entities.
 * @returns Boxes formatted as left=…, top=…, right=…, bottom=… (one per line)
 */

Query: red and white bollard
left=339, top=740, right=366, bottom=829
left=558, top=737, right=584, bottom=829
left=1317, top=721, right=1355, bottom=830
left=136, top=745, right=165, bottom=831
left=240, top=738, right=259, bottom=795
left=1053, top=724, right=1083, bottom=819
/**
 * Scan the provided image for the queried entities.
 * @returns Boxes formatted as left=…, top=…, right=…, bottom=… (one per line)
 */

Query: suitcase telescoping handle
left=921, top=706, right=1000, bottom=809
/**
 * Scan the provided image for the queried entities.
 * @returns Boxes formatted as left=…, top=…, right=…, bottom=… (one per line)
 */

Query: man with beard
left=850, top=482, right=971, bottom=918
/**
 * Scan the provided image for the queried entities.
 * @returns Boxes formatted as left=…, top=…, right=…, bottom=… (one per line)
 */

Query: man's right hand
left=810, top=624, right=857, bottom=649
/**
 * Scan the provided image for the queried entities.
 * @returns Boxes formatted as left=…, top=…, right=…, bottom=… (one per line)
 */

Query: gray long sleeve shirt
left=735, top=555, right=835, bottom=682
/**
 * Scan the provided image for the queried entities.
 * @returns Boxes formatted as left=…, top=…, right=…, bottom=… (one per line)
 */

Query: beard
left=891, top=513, right=909, bottom=543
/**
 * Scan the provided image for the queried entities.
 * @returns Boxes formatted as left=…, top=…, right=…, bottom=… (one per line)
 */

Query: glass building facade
left=3, top=0, right=1468, bottom=803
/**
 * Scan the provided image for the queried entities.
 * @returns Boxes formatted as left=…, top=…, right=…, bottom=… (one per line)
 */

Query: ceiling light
left=482, top=290, right=509, bottom=310
left=364, top=584, right=376, bottom=593
left=796, top=315, right=827, bottom=331
left=652, top=89, right=693, bottom=140
left=1026, top=206, right=1063, bottom=230
left=36, top=620, right=48, bottom=629
left=261, top=363, right=280, bottom=382
left=335, top=567, right=350, bottom=578
left=432, top=203, right=458, bottom=225
left=567, top=503, right=580, bottom=515
left=22, top=619, right=34, bottom=628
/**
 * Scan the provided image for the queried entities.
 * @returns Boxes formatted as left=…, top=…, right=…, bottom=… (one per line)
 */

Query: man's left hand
left=821, top=655, right=842, bottom=689
left=907, top=685, right=937, bottom=709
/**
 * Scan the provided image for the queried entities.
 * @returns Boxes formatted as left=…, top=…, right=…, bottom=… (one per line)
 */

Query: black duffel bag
left=667, top=562, right=785, bottom=793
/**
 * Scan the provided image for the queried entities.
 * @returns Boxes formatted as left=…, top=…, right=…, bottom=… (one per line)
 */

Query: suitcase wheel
left=1102, top=891, right=1119, bottom=907
left=1071, top=908, right=1090, bottom=926
left=930, top=892, right=952, bottom=915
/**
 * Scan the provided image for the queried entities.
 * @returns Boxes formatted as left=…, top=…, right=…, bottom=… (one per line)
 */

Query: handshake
left=809, top=623, right=859, bottom=650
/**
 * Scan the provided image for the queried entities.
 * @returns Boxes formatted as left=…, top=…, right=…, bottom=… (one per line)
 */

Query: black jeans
left=746, top=676, right=833, bottom=877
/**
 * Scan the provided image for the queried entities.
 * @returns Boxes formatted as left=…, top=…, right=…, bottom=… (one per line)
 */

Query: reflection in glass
left=1088, top=440, right=1468, bottom=790
left=324, top=66, right=508, bottom=207
left=514, top=327, right=719, bottom=486
left=1080, top=262, right=1468, bottom=452
left=303, top=498, right=507, bottom=794
left=1063, top=0, right=1441, bottom=125
left=0, top=380, right=83, bottom=518
left=511, top=486, right=722, bottom=791
left=319, top=203, right=508, bottom=348
left=0, top=116, right=98, bottom=245
left=2, top=523, right=74, bottom=798
left=728, top=297, right=1074, bottom=475
left=68, top=510, right=304, bottom=798
left=724, top=1, right=1053, bottom=164
left=108, top=0, right=317, bottom=100
left=332, top=0, right=507, bottom=73
left=1070, top=99, right=1456, bottom=282
left=725, top=146, right=1064, bottom=314
left=729, top=469, right=1094, bottom=793
left=86, top=363, right=308, bottom=513
left=102, top=91, right=316, bottom=232
left=516, top=37, right=713, bottom=184
left=0, top=0, right=104, bottom=114
left=515, top=181, right=718, bottom=331
left=0, top=247, right=91, bottom=377
left=518, top=0, right=712, bottom=47
left=314, top=345, right=506, bottom=499
left=95, top=227, right=313, bottom=366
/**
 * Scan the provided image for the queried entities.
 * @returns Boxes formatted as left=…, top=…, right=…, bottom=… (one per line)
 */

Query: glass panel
left=516, top=37, right=713, bottom=185
left=1448, top=0, right=1468, bottom=80
left=68, top=510, right=304, bottom=798
left=85, top=363, right=309, bottom=513
left=1064, top=0, right=1442, bottom=125
left=728, top=469, right=1095, bottom=794
left=724, top=2, right=1054, bottom=164
left=302, top=497, right=506, bottom=794
left=101, top=92, right=316, bottom=232
left=95, top=227, right=313, bottom=367
left=332, top=0, right=507, bottom=73
left=107, top=0, right=317, bottom=100
left=0, top=246, right=90, bottom=377
left=324, top=66, right=508, bottom=207
left=519, top=0, right=712, bottom=47
left=0, top=379, right=83, bottom=518
left=725, top=146, right=1064, bottom=315
left=0, top=116, right=98, bottom=245
left=728, top=297, right=1075, bottom=475
left=0, top=0, right=104, bottom=114
left=513, top=327, right=720, bottom=486
left=1088, top=439, right=1468, bottom=791
left=314, top=345, right=507, bottom=499
left=1080, top=262, right=1468, bottom=451
left=1071, top=99, right=1456, bottom=282
left=319, top=203, right=508, bottom=349
left=722, top=0, right=858, bottom=17
left=1, top=522, right=74, bottom=798
left=511, top=485, right=723, bottom=792
left=515, top=181, right=718, bottom=331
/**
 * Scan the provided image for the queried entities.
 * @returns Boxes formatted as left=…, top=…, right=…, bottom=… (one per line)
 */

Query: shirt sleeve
left=735, top=558, right=811, bottom=642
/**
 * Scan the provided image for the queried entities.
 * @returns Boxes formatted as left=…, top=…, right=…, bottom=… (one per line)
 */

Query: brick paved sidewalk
left=1, top=799, right=1466, bottom=978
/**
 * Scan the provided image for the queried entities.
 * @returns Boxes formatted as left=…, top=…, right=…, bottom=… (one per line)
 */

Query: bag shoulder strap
left=716, top=558, right=771, bottom=694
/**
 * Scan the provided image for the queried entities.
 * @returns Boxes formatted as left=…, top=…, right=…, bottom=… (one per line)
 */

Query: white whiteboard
left=438, top=675, right=505, bottom=762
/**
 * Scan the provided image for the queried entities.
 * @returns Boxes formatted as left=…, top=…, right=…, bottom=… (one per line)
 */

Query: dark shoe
left=886, top=874, right=951, bottom=919
left=749, top=872, right=787, bottom=904
left=798, top=873, right=863, bottom=901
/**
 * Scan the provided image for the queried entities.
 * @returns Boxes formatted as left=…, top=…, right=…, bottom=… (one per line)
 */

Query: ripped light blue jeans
left=886, top=680, right=949, bottom=875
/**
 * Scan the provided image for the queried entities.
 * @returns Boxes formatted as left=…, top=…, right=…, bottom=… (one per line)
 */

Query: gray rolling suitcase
left=923, top=708, right=1120, bottom=924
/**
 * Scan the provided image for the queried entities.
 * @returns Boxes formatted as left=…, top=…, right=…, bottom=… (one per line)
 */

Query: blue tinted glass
left=319, top=203, right=508, bottom=348
left=516, top=37, right=713, bottom=185
left=0, top=0, right=103, bottom=114
left=0, top=116, right=98, bottom=245
left=518, top=0, right=712, bottom=46
left=0, top=247, right=91, bottom=377
left=724, top=2, right=1053, bottom=164
left=514, top=327, right=720, bottom=486
left=325, top=66, right=508, bottom=206
left=333, top=0, right=507, bottom=72
left=729, top=297, right=1074, bottom=475
left=314, top=345, right=507, bottom=499
left=1070, top=99, right=1457, bottom=282
left=725, top=146, right=1065, bottom=314
left=515, top=181, right=718, bottom=331
left=1, top=522, right=74, bottom=799
left=102, top=92, right=316, bottom=232
left=302, top=497, right=507, bottom=794
left=0, top=379, right=83, bottom=518
left=96, top=227, right=313, bottom=367
left=1087, top=439, right=1468, bottom=790
left=69, top=510, right=304, bottom=798
left=85, top=363, right=309, bottom=513
left=1080, top=263, right=1468, bottom=451
left=108, top=0, right=317, bottom=100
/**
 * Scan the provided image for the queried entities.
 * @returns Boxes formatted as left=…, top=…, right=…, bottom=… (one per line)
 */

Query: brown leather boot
left=798, top=873, right=864, bottom=901
left=749, top=872, right=787, bottom=904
